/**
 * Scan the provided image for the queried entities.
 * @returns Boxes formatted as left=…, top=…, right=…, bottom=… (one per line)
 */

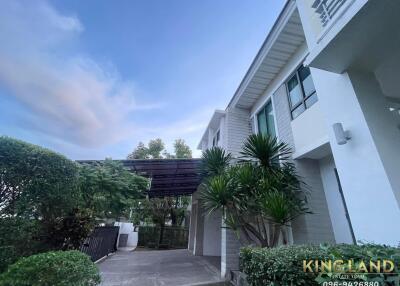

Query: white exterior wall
left=319, top=155, right=354, bottom=243
left=226, top=107, right=252, bottom=158
left=291, top=102, right=329, bottom=158
left=296, top=0, right=368, bottom=65
left=202, top=210, right=222, bottom=256
left=311, top=68, right=400, bottom=245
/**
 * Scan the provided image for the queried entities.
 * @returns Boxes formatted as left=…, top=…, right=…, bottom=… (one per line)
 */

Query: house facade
left=188, top=0, right=400, bottom=279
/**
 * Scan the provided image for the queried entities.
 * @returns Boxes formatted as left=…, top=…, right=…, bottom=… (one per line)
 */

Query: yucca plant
left=201, top=147, right=232, bottom=177
left=200, top=134, right=309, bottom=247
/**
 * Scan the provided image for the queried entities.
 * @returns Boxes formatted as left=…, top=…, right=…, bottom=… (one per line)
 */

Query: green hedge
left=0, top=251, right=100, bottom=286
left=138, top=226, right=189, bottom=248
left=240, top=244, right=400, bottom=286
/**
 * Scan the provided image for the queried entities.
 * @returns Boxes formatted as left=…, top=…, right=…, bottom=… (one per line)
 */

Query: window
left=212, top=130, right=220, bottom=147
left=257, top=101, right=276, bottom=137
left=286, top=65, right=317, bottom=119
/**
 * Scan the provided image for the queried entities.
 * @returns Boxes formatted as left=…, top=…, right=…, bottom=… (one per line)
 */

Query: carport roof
left=78, top=159, right=203, bottom=198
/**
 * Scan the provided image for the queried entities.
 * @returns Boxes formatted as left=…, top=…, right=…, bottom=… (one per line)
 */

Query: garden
left=0, top=136, right=149, bottom=285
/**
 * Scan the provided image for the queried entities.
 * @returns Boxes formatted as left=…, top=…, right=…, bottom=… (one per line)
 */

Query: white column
left=221, top=219, right=241, bottom=279
left=311, top=68, right=400, bottom=245
left=193, top=202, right=204, bottom=255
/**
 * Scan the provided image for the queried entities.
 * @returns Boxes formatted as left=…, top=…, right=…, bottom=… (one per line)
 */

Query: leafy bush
left=0, top=218, right=41, bottom=272
left=0, top=251, right=101, bottom=286
left=0, top=136, right=79, bottom=218
left=240, top=244, right=400, bottom=286
left=241, top=245, right=328, bottom=286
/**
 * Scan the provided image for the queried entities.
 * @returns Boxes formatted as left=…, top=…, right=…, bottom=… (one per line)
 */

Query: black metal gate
left=80, top=226, right=119, bottom=262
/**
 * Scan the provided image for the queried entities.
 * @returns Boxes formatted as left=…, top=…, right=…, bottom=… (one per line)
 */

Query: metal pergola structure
left=79, top=159, right=203, bottom=198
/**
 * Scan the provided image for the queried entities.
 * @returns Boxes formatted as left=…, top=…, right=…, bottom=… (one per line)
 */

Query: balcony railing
left=312, top=0, right=348, bottom=27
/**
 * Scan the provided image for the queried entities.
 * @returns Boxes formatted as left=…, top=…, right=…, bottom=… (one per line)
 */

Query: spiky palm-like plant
left=201, top=147, right=232, bottom=177
left=200, top=134, right=309, bottom=247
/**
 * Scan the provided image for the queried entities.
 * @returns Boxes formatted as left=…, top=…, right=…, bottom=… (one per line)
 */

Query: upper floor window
left=286, top=65, right=318, bottom=119
left=212, top=130, right=220, bottom=147
left=257, top=101, right=276, bottom=137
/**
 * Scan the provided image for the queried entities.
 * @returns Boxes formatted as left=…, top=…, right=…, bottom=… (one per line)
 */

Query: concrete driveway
left=98, top=249, right=225, bottom=286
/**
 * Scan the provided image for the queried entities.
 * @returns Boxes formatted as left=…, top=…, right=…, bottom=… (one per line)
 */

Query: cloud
left=0, top=0, right=158, bottom=147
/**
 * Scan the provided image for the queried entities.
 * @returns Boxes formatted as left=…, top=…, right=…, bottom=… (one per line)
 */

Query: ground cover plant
left=240, top=244, right=400, bottom=286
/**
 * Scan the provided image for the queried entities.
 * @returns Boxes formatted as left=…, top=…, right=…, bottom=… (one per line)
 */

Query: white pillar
left=311, top=68, right=400, bottom=245
left=193, top=202, right=204, bottom=255
left=221, top=220, right=241, bottom=279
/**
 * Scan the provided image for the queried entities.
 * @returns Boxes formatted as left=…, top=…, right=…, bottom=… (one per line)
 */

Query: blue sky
left=0, top=0, right=285, bottom=159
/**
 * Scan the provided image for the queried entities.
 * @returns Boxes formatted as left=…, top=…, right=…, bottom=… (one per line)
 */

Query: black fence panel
left=80, top=226, right=119, bottom=262
left=138, top=226, right=188, bottom=249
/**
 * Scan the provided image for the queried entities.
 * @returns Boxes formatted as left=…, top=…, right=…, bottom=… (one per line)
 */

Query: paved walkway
left=98, top=249, right=223, bottom=286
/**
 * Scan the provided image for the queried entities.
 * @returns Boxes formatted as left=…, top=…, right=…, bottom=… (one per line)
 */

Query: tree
left=127, top=139, right=165, bottom=159
left=200, top=134, right=310, bottom=247
left=0, top=137, right=149, bottom=270
left=174, top=139, right=192, bottom=159
left=132, top=196, right=190, bottom=245
left=78, top=159, right=149, bottom=221
left=147, top=139, right=164, bottom=159
left=0, top=137, right=80, bottom=265
left=127, top=138, right=193, bottom=159
left=0, top=136, right=79, bottom=219
left=127, top=142, right=149, bottom=159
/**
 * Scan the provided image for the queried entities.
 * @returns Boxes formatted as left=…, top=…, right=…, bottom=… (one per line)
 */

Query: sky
left=0, top=0, right=285, bottom=159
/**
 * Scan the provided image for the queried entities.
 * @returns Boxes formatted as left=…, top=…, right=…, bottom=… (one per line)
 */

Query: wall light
left=333, top=123, right=351, bottom=145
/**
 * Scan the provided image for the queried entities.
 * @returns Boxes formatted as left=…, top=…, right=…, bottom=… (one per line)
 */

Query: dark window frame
left=286, top=65, right=317, bottom=120
left=212, top=130, right=220, bottom=147
left=256, top=100, right=275, bottom=137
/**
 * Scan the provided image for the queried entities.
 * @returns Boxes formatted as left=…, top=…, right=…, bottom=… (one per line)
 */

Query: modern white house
left=188, top=0, right=400, bottom=279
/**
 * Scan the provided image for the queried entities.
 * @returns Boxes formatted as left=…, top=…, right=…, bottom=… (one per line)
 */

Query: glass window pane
left=298, top=66, right=310, bottom=81
left=291, top=104, right=305, bottom=119
left=299, top=66, right=316, bottom=97
left=287, top=75, right=303, bottom=107
left=265, top=102, right=276, bottom=137
left=302, top=76, right=316, bottom=97
left=257, top=109, right=268, bottom=135
left=305, top=93, right=318, bottom=108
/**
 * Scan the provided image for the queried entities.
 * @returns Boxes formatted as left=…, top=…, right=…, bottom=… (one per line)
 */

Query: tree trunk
left=158, top=223, right=165, bottom=246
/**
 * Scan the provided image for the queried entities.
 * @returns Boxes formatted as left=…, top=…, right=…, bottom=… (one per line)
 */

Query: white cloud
left=0, top=0, right=159, bottom=147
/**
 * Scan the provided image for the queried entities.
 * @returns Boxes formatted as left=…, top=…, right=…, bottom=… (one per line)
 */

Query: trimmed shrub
left=0, top=250, right=101, bottom=286
left=241, top=245, right=328, bottom=286
left=240, top=244, right=400, bottom=286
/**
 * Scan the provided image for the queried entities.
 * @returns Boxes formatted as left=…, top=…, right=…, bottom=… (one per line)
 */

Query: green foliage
left=127, top=138, right=165, bottom=159
left=0, top=137, right=149, bottom=272
left=200, top=147, right=232, bottom=177
left=137, top=226, right=188, bottom=249
left=316, top=244, right=400, bottom=285
left=130, top=196, right=190, bottom=246
left=173, top=139, right=192, bottom=159
left=240, top=244, right=400, bottom=286
left=0, top=136, right=79, bottom=219
left=127, top=138, right=193, bottom=159
left=0, top=137, right=86, bottom=268
left=241, top=245, right=328, bottom=286
left=0, top=218, right=40, bottom=272
left=240, top=134, right=291, bottom=169
left=127, top=142, right=149, bottom=159
left=202, top=175, right=234, bottom=214
left=0, top=251, right=100, bottom=286
left=78, top=159, right=149, bottom=220
left=201, top=135, right=308, bottom=247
